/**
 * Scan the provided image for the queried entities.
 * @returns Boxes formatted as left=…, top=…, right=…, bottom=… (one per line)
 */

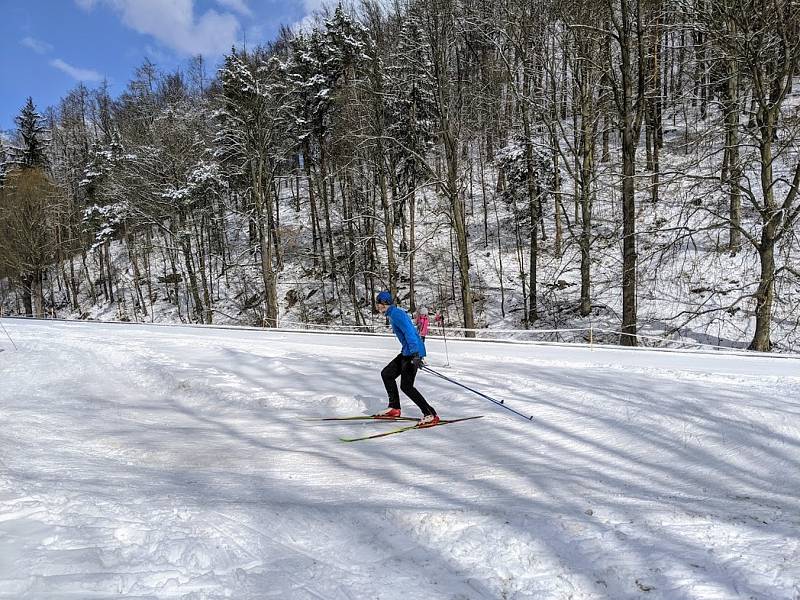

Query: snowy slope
left=1, top=319, right=799, bottom=599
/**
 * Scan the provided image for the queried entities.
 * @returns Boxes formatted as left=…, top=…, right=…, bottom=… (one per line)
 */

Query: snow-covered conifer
left=8, top=97, right=49, bottom=169
left=386, top=13, right=435, bottom=191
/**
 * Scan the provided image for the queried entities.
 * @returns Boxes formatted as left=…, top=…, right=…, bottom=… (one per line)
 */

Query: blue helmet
left=376, top=290, right=393, bottom=305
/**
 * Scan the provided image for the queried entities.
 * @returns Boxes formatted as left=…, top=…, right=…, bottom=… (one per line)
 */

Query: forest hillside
left=1, top=0, right=800, bottom=352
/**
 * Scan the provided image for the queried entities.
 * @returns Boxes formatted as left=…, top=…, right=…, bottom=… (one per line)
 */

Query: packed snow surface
left=1, top=319, right=799, bottom=599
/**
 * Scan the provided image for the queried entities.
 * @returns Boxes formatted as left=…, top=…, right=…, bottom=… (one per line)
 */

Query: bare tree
left=606, top=0, right=648, bottom=345
left=420, top=0, right=477, bottom=335
left=217, top=49, right=290, bottom=327
left=698, top=0, right=800, bottom=351
left=0, top=168, right=62, bottom=317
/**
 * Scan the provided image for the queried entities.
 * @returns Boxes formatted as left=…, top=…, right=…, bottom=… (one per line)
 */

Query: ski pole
left=0, top=316, right=18, bottom=351
left=439, top=313, right=450, bottom=367
left=422, top=365, right=534, bottom=422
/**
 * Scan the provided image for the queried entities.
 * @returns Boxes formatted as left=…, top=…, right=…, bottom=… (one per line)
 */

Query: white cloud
left=302, top=0, right=329, bottom=12
left=292, top=0, right=339, bottom=34
left=21, top=36, right=53, bottom=55
left=74, top=0, right=241, bottom=57
left=50, top=58, right=104, bottom=82
left=215, top=0, right=252, bottom=18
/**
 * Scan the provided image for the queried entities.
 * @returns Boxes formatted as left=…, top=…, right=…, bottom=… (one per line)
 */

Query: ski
left=305, top=415, right=419, bottom=422
left=339, top=416, right=483, bottom=442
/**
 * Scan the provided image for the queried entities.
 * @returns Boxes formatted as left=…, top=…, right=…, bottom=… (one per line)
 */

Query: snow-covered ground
left=1, top=318, right=799, bottom=599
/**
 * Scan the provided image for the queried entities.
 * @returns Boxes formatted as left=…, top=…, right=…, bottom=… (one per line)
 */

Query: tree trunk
left=194, top=218, right=212, bottom=324
left=179, top=226, right=204, bottom=324
left=21, top=274, right=33, bottom=317
left=579, top=105, right=595, bottom=317
left=613, top=0, right=644, bottom=346
left=445, top=132, right=476, bottom=335
left=253, top=159, right=278, bottom=327
left=723, top=51, right=742, bottom=252
left=521, top=89, right=539, bottom=324
left=68, top=256, right=80, bottom=311
left=621, top=127, right=639, bottom=346
left=749, top=109, right=779, bottom=351
left=319, top=147, right=336, bottom=279
left=749, top=235, right=775, bottom=351
left=259, top=221, right=278, bottom=327
left=409, top=180, right=418, bottom=312
left=303, top=144, right=323, bottom=271
left=126, top=230, right=148, bottom=318
left=32, top=269, right=44, bottom=318
left=552, top=134, right=563, bottom=258
left=650, top=13, right=663, bottom=203
left=103, top=242, right=115, bottom=304
left=378, top=142, right=398, bottom=297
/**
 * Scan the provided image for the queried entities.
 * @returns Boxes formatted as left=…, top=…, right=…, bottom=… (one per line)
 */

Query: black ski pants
left=381, top=353, right=437, bottom=416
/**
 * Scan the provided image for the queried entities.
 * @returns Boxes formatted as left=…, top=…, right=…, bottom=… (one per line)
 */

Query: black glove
left=411, top=354, right=424, bottom=368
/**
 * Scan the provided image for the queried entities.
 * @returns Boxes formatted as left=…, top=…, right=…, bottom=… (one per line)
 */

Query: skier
left=374, top=291, right=439, bottom=426
left=415, top=306, right=430, bottom=342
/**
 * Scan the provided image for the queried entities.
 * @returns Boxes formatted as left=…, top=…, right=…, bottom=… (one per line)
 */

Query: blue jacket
left=386, top=305, right=426, bottom=357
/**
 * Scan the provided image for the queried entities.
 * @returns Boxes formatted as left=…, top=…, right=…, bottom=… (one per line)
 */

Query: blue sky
left=1, top=0, right=323, bottom=132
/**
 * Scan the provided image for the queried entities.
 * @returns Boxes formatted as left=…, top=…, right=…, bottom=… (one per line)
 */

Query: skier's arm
left=396, top=312, right=423, bottom=355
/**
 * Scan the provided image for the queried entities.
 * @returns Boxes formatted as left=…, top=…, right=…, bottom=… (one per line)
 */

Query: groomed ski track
left=1, top=319, right=799, bottom=599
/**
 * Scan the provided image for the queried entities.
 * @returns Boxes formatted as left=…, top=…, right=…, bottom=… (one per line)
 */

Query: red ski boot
left=373, top=407, right=401, bottom=419
left=416, top=414, right=440, bottom=428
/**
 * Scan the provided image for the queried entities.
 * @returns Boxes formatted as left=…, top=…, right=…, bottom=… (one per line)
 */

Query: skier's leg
left=399, top=358, right=436, bottom=416
left=381, top=354, right=404, bottom=409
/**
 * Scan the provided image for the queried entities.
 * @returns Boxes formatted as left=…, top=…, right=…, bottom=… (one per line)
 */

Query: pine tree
left=323, top=5, right=371, bottom=87
left=80, top=132, right=127, bottom=248
left=387, top=14, right=435, bottom=193
left=284, top=14, right=370, bottom=285
left=10, top=97, right=49, bottom=169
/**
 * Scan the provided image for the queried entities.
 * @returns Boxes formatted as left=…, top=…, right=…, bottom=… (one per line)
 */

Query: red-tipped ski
left=305, top=415, right=419, bottom=422
left=339, top=416, right=483, bottom=442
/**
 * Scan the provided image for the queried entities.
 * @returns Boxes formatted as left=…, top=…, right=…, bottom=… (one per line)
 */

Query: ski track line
left=210, top=511, right=365, bottom=583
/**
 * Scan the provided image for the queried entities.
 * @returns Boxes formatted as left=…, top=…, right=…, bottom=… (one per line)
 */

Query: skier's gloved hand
left=411, top=354, right=424, bottom=368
